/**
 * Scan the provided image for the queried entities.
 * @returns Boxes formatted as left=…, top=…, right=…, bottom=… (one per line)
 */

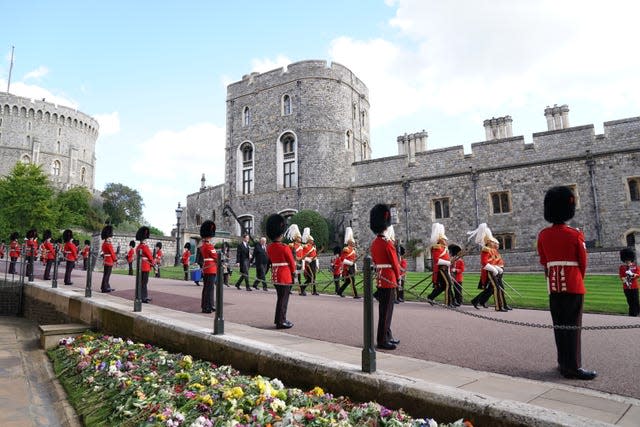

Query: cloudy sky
left=3, top=0, right=640, bottom=234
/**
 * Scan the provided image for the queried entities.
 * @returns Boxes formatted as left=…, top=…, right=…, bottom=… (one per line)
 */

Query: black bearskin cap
left=399, top=246, right=406, bottom=256
left=101, top=225, right=113, bottom=240
left=333, top=246, right=341, bottom=255
left=26, top=228, right=37, bottom=239
left=155, top=242, right=162, bottom=249
left=62, top=229, right=73, bottom=243
left=184, top=242, right=191, bottom=250
left=448, top=244, right=462, bottom=257
left=620, top=247, right=636, bottom=263
left=135, top=226, right=150, bottom=241
left=73, top=239, right=80, bottom=246
left=84, top=239, right=90, bottom=245
left=370, top=203, right=391, bottom=234
left=129, top=240, right=136, bottom=248
left=10, top=232, right=19, bottom=241
left=265, top=214, right=286, bottom=241
left=200, top=220, right=216, bottom=238
left=544, top=186, right=576, bottom=224
left=43, top=230, right=52, bottom=240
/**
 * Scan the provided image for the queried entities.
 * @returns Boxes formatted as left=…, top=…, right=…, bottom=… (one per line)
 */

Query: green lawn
left=113, top=266, right=628, bottom=315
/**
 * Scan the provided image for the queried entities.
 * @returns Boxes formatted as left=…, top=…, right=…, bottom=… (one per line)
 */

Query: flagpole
left=7, top=46, right=14, bottom=93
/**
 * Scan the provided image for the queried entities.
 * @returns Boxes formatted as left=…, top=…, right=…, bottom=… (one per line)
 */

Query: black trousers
left=303, top=262, right=317, bottom=285
left=64, top=261, right=74, bottom=285
left=274, top=285, right=291, bottom=326
left=377, top=288, right=395, bottom=345
left=83, top=258, right=88, bottom=271
left=427, top=268, right=454, bottom=305
left=141, top=271, right=150, bottom=300
left=183, top=264, right=189, bottom=281
left=624, top=288, right=640, bottom=316
left=235, top=261, right=250, bottom=288
left=26, top=256, right=34, bottom=281
left=549, top=293, right=583, bottom=373
left=474, top=273, right=506, bottom=310
left=453, top=280, right=463, bottom=305
left=253, top=264, right=267, bottom=289
left=202, top=273, right=215, bottom=312
left=9, top=256, right=17, bottom=274
left=128, top=262, right=134, bottom=276
left=44, top=260, right=53, bottom=280
left=101, top=265, right=112, bottom=291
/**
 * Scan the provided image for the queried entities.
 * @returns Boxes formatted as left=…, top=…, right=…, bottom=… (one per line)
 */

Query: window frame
left=494, top=233, right=515, bottom=250
left=281, top=94, right=292, bottom=116
left=432, top=197, right=451, bottom=220
left=243, top=106, right=250, bottom=126
left=628, top=177, right=640, bottom=202
left=490, top=191, right=512, bottom=214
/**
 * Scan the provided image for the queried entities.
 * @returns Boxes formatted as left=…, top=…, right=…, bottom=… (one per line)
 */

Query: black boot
left=337, top=283, right=348, bottom=297
left=398, top=289, right=405, bottom=302
left=300, top=285, right=307, bottom=296
left=312, top=285, right=318, bottom=295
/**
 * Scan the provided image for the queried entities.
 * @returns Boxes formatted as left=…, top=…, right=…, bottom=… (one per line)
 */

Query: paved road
left=9, top=262, right=640, bottom=400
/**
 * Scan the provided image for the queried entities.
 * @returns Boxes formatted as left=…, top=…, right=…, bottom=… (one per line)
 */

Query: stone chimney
left=200, top=173, right=206, bottom=191
left=397, top=130, right=428, bottom=162
left=483, top=116, right=513, bottom=141
left=544, top=104, right=570, bottom=131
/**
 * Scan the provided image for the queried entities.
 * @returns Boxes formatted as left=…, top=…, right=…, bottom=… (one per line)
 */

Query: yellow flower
left=209, top=377, right=218, bottom=386
left=223, top=386, right=244, bottom=400
left=311, top=386, right=324, bottom=396
left=199, top=394, right=214, bottom=406
left=192, top=383, right=206, bottom=391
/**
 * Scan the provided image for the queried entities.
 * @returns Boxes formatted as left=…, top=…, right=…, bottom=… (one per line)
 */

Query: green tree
left=288, top=210, right=329, bottom=251
left=54, top=186, right=93, bottom=228
left=0, top=163, right=55, bottom=237
left=102, top=183, right=144, bottom=226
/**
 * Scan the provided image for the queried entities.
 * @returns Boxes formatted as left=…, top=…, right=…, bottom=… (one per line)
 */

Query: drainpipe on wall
left=471, top=170, right=480, bottom=227
left=402, top=180, right=410, bottom=243
left=586, top=153, right=602, bottom=245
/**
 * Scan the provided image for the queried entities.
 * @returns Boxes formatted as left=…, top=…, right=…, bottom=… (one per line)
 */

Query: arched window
left=80, top=167, right=86, bottom=183
left=626, top=233, right=636, bottom=247
left=280, top=132, right=297, bottom=188
left=629, top=177, right=640, bottom=201
left=240, top=142, right=254, bottom=195
left=278, top=209, right=297, bottom=225
left=21, top=154, right=31, bottom=164
left=237, top=215, right=253, bottom=237
left=282, top=94, right=292, bottom=116
left=352, top=103, right=357, bottom=120
left=57, top=141, right=61, bottom=153
left=52, top=160, right=61, bottom=176
left=345, top=130, right=352, bottom=150
left=195, top=214, right=202, bottom=226
left=243, top=106, right=250, bottom=126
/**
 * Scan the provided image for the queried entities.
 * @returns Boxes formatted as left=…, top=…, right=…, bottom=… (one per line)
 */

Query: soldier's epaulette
left=431, top=243, right=444, bottom=249
left=481, top=246, right=491, bottom=253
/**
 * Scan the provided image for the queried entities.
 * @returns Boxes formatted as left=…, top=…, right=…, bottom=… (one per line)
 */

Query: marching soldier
left=619, top=248, right=639, bottom=317
left=370, top=204, right=401, bottom=350
left=266, top=214, right=296, bottom=329
left=181, top=242, right=192, bottom=281
left=426, top=223, right=454, bottom=306
left=469, top=223, right=508, bottom=311
left=331, top=246, right=343, bottom=294
left=81, top=240, right=91, bottom=270
left=154, top=242, right=163, bottom=278
left=285, top=224, right=304, bottom=293
left=126, top=240, right=135, bottom=275
left=538, top=186, right=596, bottom=380
left=42, top=230, right=55, bottom=280
left=301, top=228, right=319, bottom=295
left=8, top=232, right=20, bottom=275
left=62, top=229, right=77, bottom=286
left=338, top=227, right=359, bottom=298
left=199, top=220, right=217, bottom=313
left=25, top=229, right=38, bottom=281
left=100, top=225, right=116, bottom=293
left=449, top=244, right=465, bottom=306
left=135, top=227, right=154, bottom=303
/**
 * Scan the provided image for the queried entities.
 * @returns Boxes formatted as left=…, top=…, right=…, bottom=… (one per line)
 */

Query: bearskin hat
left=399, top=246, right=406, bottom=256
left=266, top=214, right=286, bottom=241
left=448, top=244, right=462, bottom=257
left=43, top=230, right=52, bottom=240
left=101, top=225, right=113, bottom=240
left=84, top=239, right=91, bottom=245
left=620, top=247, right=636, bottom=263
left=333, top=245, right=341, bottom=255
left=73, top=239, right=80, bottom=246
left=184, top=242, right=191, bottom=250
left=62, top=229, right=73, bottom=243
left=129, top=240, right=136, bottom=248
left=155, top=241, right=162, bottom=249
left=26, top=229, right=37, bottom=239
left=370, top=203, right=391, bottom=234
left=544, top=186, right=576, bottom=224
left=200, top=220, right=216, bottom=238
left=135, top=226, right=150, bottom=241
left=10, top=232, right=19, bottom=241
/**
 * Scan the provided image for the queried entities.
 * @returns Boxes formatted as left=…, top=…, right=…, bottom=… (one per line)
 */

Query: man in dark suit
left=235, top=234, right=252, bottom=291
left=252, top=237, right=269, bottom=291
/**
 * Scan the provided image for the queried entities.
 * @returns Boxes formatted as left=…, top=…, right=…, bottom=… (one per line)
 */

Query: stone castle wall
left=0, top=93, right=99, bottom=190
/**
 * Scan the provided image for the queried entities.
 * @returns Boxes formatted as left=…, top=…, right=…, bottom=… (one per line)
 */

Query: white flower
left=270, top=398, right=286, bottom=412
left=271, top=378, right=284, bottom=389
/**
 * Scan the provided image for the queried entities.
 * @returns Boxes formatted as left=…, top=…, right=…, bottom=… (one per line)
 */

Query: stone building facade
left=184, top=60, right=640, bottom=271
left=0, top=93, right=99, bottom=190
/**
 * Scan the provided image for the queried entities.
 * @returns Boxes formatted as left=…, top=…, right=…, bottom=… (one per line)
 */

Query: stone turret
left=200, top=173, right=206, bottom=191
left=397, top=130, right=428, bottom=163
left=483, top=116, right=513, bottom=141
left=544, top=104, right=570, bottom=131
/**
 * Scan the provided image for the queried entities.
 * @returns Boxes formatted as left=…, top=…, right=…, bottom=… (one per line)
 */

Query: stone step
left=39, top=323, right=90, bottom=349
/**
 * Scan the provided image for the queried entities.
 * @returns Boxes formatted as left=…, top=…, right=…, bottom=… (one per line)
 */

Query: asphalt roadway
left=10, top=262, right=640, bottom=401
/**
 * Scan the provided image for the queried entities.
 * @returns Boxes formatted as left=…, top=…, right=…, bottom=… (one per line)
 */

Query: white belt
left=343, top=260, right=354, bottom=266
left=104, top=254, right=112, bottom=257
left=142, top=257, right=150, bottom=261
left=547, top=261, right=579, bottom=267
left=272, top=262, right=288, bottom=267
left=376, top=264, right=392, bottom=269
left=204, top=258, right=215, bottom=261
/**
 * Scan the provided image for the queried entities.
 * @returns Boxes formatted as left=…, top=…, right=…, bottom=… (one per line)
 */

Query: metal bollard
left=52, top=244, right=59, bottom=288
left=18, top=244, right=26, bottom=286
left=85, top=246, right=93, bottom=297
left=362, top=255, right=376, bottom=373
left=214, top=250, right=224, bottom=335
left=134, top=248, right=142, bottom=312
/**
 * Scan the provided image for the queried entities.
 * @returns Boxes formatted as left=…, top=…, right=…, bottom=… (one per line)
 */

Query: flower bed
left=48, top=333, right=472, bottom=426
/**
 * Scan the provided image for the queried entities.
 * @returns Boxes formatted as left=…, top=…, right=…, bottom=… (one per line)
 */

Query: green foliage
left=54, top=186, right=92, bottom=228
left=288, top=210, right=329, bottom=251
left=101, top=183, right=144, bottom=226
left=405, top=238, right=424, bottom=258
left=148, top=225, right=164, bottom=236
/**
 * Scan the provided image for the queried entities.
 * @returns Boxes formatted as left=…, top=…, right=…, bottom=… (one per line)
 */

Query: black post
left=362, top=255, right=376, bottom=373
left=85, top=244, right=92, bottom=297
left=52, top=244, right=59, bottom=288
left=214, top=250, right=224, bottom=335
left=174, top=218, right=181, bottom=267
left=27, top=249, right=34, bottom=282
left=134, top=248, right=142, bottom=312
left=18, top=244, right=26, bottom=286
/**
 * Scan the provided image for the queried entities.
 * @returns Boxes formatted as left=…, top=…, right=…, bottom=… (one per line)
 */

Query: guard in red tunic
left=370, top=204, right=401, bottom=350
left=396, top=245, right=407, bottom=303
left=338, top=227, right=359, bottom=298
left=126, top=240, right=135, bottom=275
left=285, top=224, right=304, bottom=294
left=538, top=186, right=596, bottom=380
left=100, top=225, right=116, bottom=293
left=182, top=242, right=192, bottom=281
left=42, top=230, right=55, bottom=280
left=199, top=221, right=218, bottom=313
left=331, top=246, right=343, bottom=294
left=135, top=227, right=155, bottom=303
left=8, top=232, right=21, bottom=274
left=449, top=244, right=465, bottom=306
left=24, top=229, right=38, bottom=282
left=62, top=229, right=77, bottom=285
left=426, top=223, right=454, bottom=306
left=469, top=223, right=508, bottom=311
left=154, top=242, right=163, bottom=278
left=81, top=240, right=90, bottom=270
left=619, top=248, right=639, bottom=316
left=301, top=228, right=319, bottom=295
left=267, top=214, right=296, bottom=329
left=0, top=240, right=5, bottom=259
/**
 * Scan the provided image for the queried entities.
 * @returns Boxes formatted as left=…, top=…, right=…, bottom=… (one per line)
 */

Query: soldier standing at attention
left=8, top=232, right=20, bottom=275
left=81, top=240, right=90, bottom=270
left=154, top=242, right=163, bottom=278
left=182, top=242, right=192, bottom=281
left=538, top=186, right=596, bottom=380
left=619, top=248, right=639, bottom=317
left=370, top=204, right=401, bottom=350
left=25, top=229, right=38, bottom=281
left=199, top=221, right=217, bottom=313
left=331, top=246, right=343, bottom=295
left=266, top=214, right=296, bottom=329
left=62, top=229, right=77, bottom=286
left=0, top=240, right=5, bottom=260
left=338, top=227, right=359, bottom=298
left=285, top=224, right=304, bottom=293
left=100, top=225, right=116, bottom=293
left=426, top=223, right=454, bottom=306
left=126, top=240, right=135, bottom=275
left=135, top=227, right=155, bottom=303
left=42, top=230, right=55, bottom=280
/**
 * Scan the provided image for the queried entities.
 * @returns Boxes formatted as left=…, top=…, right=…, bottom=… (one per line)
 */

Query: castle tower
left=222, top=60, right=370, bottom=236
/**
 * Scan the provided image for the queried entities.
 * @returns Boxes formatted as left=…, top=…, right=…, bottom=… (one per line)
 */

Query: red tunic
left=135, top=243, right=154, bottom=273
left=127, top=248, right=135, bottom=264
left=64, top=242, right=78, bottom=262
left=341, top=246, right=357, bottom=277
left=43, top=241, right=55, bottom=261
left=26, top=239, right=38, bottom=258
left=430, top=243, right=450, bottom=283
left=267, top=241, right=295, bottom=286
left=154, top=249, right=163, bottom=266
left=619, top=264, right=639, bottom=290
left=181, top=249, right=191, bottom=267
left=102, top=241, right=117, bottom=267
left=370, top=235, right=400, bottom=288
left=331, top=254, right=343, bottom=276
left=9, top=240, right=21, bottom=258
left=200, top=242, right=218, bottom=275
left=81, top=245, right=90, bottom=260
left=451, top=258, right=464, bottom=283
left=479, top=246, right=503, bottom=283
left=400, top=258, right=408, bottom=280
left=537, top=224, right=587, bottom=294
